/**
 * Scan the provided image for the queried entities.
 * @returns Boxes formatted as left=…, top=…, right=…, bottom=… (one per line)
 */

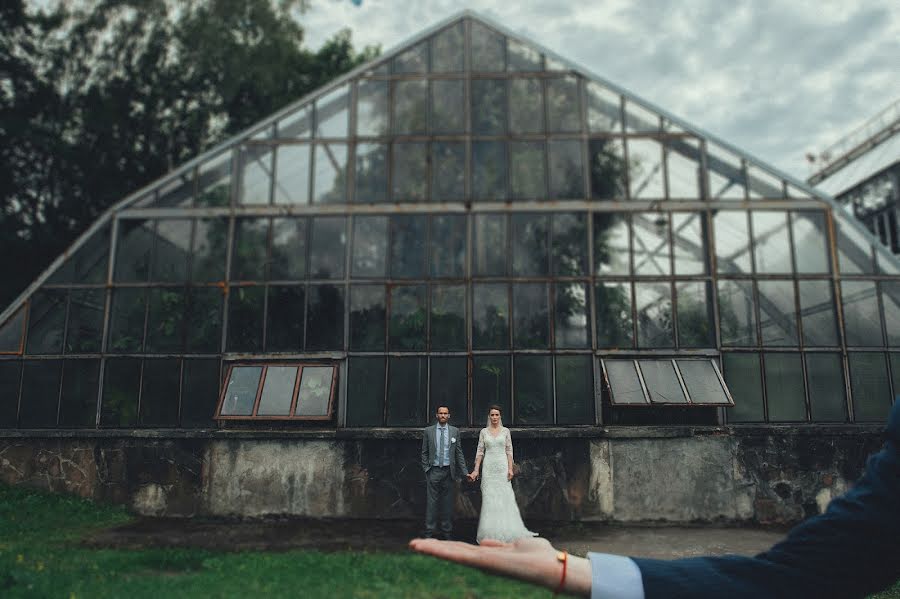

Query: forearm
left=472, top=456, right=482, bottom=472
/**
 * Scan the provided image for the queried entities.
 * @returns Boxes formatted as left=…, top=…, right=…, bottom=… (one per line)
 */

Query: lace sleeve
left=504, top=428, right=513, bottom=461
left=475, top=429, right=485, bottom=460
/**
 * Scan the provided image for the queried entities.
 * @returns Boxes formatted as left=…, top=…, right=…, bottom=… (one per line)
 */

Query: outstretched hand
left=408, top=537, right=591, bottom=597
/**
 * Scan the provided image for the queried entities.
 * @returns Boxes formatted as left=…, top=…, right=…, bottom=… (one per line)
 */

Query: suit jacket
left=421, top=424, right=469, bottom=482
left=633, top=400, right=900, bottom=598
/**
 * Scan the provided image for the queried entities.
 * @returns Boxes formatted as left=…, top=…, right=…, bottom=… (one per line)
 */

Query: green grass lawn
left=0, top=484, right=897, bottom=598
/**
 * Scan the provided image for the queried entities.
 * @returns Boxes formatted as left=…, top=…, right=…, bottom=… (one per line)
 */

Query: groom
left=421, top=405, right=469, bottom=540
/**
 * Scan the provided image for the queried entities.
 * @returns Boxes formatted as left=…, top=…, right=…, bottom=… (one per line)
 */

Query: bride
left=467, top=405, right=537, bottom=543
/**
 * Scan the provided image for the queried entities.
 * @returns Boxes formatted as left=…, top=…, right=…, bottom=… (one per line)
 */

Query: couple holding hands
left=421, top=404, right=536, bottom=543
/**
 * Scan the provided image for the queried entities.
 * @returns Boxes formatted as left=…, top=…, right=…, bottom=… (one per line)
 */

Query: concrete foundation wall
left=0, top=428, right=885, bottom=524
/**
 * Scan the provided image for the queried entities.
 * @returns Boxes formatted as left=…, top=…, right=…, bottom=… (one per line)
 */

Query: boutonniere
left=451, top=437, right=456, bottom=443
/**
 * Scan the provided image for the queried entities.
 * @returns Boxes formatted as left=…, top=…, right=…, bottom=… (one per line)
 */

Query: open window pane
left=430, top=285, right=465, bottom=351
left=848, top=353, right=892, bottom=422
left=806, top=353, right=846, bottom=422
left=140, top=358, right=180, bottom=426
left=556, top=355, right=594, bottom=424
left=430, top=357, right=468, bottom=426
left=798, top=281, right=838, bottom=346
left=100, top=358, right=140, bottom=427
left=270, top=218, right=307, bottom=280
left=295, top=366, right=334, bottom=417
left=473, top=355, right=510, bottom=421
left=226, top=287, right=264, bottom=352
left=513, top=283, right=549, bottom=349
left=430, top=215, right=466, bottom=278
left=386, top=357, right=427, bottom=426
left=346, top=357, right=385, bottom=426
left=256, top=366, right=298, bottom=416
left=350, top=285, right=386, bottom=351
left=603, top=360, right=646, bottom=405
left=511, top=213, right=549, bottom=276
left=390, top=215, right=427, bottom=278
left=389, top=286, right=426, bottom=351
left=675, top=360, right=731, bottom=405
left=305, top=284, right=344, bottom=350
left=266, top=286, right=304, bottom=352
left=25, top=289, right=67, bottom=355
left=637, top=359, right=686, bottom=404
left=220, top=366, right=262, bottom=416
left=473, top=284, right=509, bottom=349
left=514, top=355, right=553, bottom=425
left=181, top=359, right=220, bottom=427
left=724, top=353, right=764, bottom=422
left=351, top=215, right=388, bottom=277
left=0, top=361, right=21, bottom=426
left=19, top=359, right=61, bottom=427
left=764, top=353, right=806, bottom=422
left=555, top=282, right=589, bottom=348
left=596, top=282, right=633, bottom=348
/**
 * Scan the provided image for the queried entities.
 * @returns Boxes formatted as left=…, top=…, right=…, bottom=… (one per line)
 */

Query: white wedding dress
left=475, top=426, right=538, bottom=543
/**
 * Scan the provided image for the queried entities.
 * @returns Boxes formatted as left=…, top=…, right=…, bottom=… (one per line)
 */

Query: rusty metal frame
left=215, top=362, right=339, bottom=421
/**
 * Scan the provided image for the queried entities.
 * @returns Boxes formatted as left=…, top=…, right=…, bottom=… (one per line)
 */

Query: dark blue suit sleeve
left=634, top=402, right=900, bottom=599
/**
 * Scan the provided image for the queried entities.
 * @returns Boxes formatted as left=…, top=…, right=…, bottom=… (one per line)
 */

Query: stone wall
left=0, top=426, right=885, bottom=524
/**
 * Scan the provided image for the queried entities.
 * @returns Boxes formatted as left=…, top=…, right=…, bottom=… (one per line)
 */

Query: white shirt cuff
left=589, top=553, right=645, bottom=599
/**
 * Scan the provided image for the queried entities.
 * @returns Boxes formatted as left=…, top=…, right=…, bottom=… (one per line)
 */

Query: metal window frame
left=215, top=362, right=338, bottom=421
left=600, top=356, right=734, bottom=407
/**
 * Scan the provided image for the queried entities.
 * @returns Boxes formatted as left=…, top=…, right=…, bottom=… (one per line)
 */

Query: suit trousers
left=425, top=466, right=455, bottom=536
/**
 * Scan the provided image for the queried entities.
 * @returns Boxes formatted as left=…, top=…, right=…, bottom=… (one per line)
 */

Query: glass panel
left=145, top=288, right=185, bottom=353
left=473, top=355, right=510, bottom=420
left=390, top=215, right=427, bottom=278
left=393, top=79, right=427, bottom=135
left=724, top=353, right=764, bottom=422
left=632, top=213, right=671, bottom=276
left=239, top=145, right=272, bottom=205
left=309, top=216, right=346, bottom=279
left=594, top=213, right=630, bottom=275
left=392, top=41, right=427, bottom=74
left=624, top=101, right=659, bottom=133
left=589, top=139, right=627, bottom=199
left=430, top=285, right=466, bottom=350
left=392, top=143, right=427, bottom=202
left=389, top=285, right=426, bottom=351
left=718, top=280, right=756, bottom=346
left=230, top=218, right=269, bottom=281
left=46, top=224, right=110, bottom=285
left=757, top=281, right=798, bottom=346
left=509, top=78, right=544, bottom=134
left=806, top=353, right=846, bottom=422
left=354, top=143, right=388, bottom=203
left=638, top=359, right=686, bottom=404
left=114, top=219, right=154, bottom=282
left=256, top=366, right=298, bottom=416
left=627, top=139, right=664, bottom=199
left=18, top=359, right=61, bottom=427
left=470, top=21, right=505, bottom=71
left=312, top=143, right=348, bottom=204
left=432, top=142, right=465, bottom=201
left=266, top=286, right=304, bottom=352
left=156, top=172, right=194, bottom=208
left=511, top=213, right=549, bottom=276
left=792, top=211, right=830, bottom=273
left=349, top=285, right=386, bottom=351
left=881, top=281, right=900, bottom=346
left=472, top=141, right=507, bottom=200
left=746, top=165, right=784, bottom=199
left=666, top=138, right=701, bottom=199
left=596, top=282, right=633, bottom=348
left=185, top=287, right=223, bottom=353
left=548, top=140, right=584, bottom=200
left=351, top=216, right=388, bottom=278
left=513, top=283, right=549, bottom=349
left=848, top=353, right=892, bottom=422
left=25, top=289, right=67, bottom=355
left=0, top=361, right=20, bottom=426
left=431, top=23, right=464, bottom=72
left=473, top=214, right=507, bottom=276
left=706, top=144, right=745, bottom=200
left=274, top=144, right=310, bottom=205
left=798, top=281, right=838, bottom=346
left=107, top=288, right=147, bottom=353
left=100, top=358, right=140, bottom=427
left=604, top=360, right=646, bottom=404
left=752, top=212, right=792, bottom=273
left=314, top=85, right=349, bottom=138
left=150, top=219, right=191, bottom=282
left=347, top=357, right=385, bottom=426
left=552, top=213, right=587, bottom=276
left=676, top=281, right=714, bottom=348
left=296, top=366, right=334, bottom=417
left=586, top=83, right=620, bottom=132
left=191, top=218, right=227, bottom=283
left=472, top=79, right=506, bottom=135
left=431, top=79, right=465, bottom=134
left=61, top=289, right=106, bottom=354
left=270, top=217, right=307, bottom=280
left=507, top=39, right=542, bottom=71
left=430, top=215, right=466, bottom=278
left=140, top=358, right=179, bottom=426
left=556, top=355, right=594, bottom=424
left=510, top=141, right=546, bottom=200
left=676, top=360, right=729, bottom=405
left=220, top=366, right=262, bottom=416
left=764, top=353, right=806, bottom=421
left=356, top=80, right=389, bottom=137
left=635, top=282, right=673, bottom=348
left=305, top=284, right=344, bottom=350
left=0, top=308, right=25, bottom=353
left=672, top=212, right=707, bottom=275
left=555, top=282, right=589, bottom=349
left=546, top=76, right=580, bottom=132
left=514, top=355, right=552, bottom=424
left=841, top=281, right=883, bottom=346
left=714, top=211, right=752, bottom=274
left=196, top=151, right=232, bottom=207
left=430, top=357, right=467, bottom=426
left=226, top=287, right=264, bottom=352
left=876, top=244, right=900, bottom=275
left=836, top=220, right=875, bottom=274
left=276, top=106, right=311, bottom=138
left=181, top=358, right=220, bottom=427
left=386, top=357, right=427, bottom=426
left=473, top=283, right=509, bottom=349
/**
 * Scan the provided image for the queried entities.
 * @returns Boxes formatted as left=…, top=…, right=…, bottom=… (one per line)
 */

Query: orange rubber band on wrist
left=553, top=550, right=568, bottom=597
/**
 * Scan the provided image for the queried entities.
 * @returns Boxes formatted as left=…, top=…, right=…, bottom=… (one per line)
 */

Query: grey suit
left=421, top=423, right=469, bottom=538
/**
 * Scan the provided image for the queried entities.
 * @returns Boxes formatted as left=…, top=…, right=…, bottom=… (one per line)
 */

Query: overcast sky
left=302, top=0, right=900, bottom=182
